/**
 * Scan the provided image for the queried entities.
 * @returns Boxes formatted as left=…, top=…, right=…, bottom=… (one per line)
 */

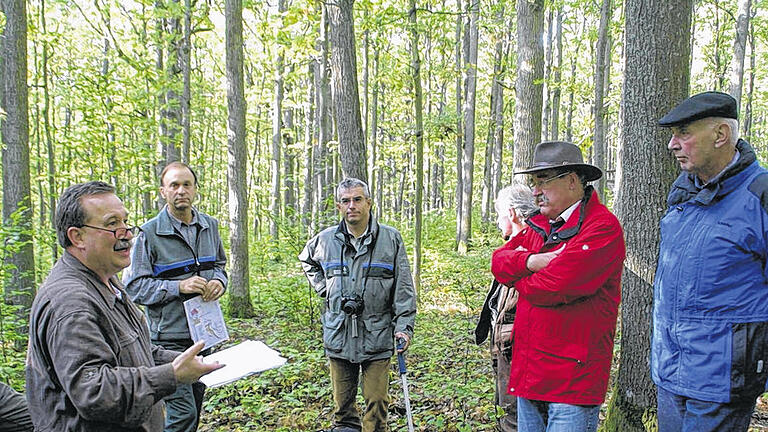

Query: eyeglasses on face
left=338, top=196, right=367, bottom=206
left=527, top=171, right=572, bottom=189
left=80, top=224, right=140, bottom=239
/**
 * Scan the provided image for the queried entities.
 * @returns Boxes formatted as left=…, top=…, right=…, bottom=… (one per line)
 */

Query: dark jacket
left=652, top=139, right=768, bottom=403
left=124, top=207, right=227, bottom=342
left=26, top=252, right=178, bottom=432
left=492, top=187, right=625, bottom=405
left=299, top=217, right=417, bottom=363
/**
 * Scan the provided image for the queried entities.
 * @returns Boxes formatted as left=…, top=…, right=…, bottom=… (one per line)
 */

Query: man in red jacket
left=491, top=141, right=626, bottom=432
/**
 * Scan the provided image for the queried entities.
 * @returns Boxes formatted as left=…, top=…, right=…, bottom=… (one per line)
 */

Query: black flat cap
left=658, top=91, right=738, bottom=127
left=515, top=141, right=603, bottom=182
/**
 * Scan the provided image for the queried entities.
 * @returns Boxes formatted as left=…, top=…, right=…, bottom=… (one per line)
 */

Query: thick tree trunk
left=593, top=0, right=612, bottom=199
left=727, top=0, right=751, bottom=107
left=513, top=0, right=545, bottom=173
left=225, top=0, right=252, bottom=318
left=328, top=0, right=367, bottom=182
left=604, top=1, right=694, bottom=430
left=1, top=0, right=36, bottom=321
left=457, top=0, right=478, bottom=254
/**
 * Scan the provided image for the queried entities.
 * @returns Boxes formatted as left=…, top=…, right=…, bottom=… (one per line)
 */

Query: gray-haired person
left=475, top=182, right=537, bottom=432
left=299, top=178, right=417, bottom=432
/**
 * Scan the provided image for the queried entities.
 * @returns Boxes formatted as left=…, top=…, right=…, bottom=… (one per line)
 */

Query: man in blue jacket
left=652, top=91, right=768, bottom=432
left=124, top=162, right=228, bottom=432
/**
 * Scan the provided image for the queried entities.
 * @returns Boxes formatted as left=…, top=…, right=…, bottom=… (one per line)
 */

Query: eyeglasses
left=527, top=171, right=572, bottom=189
left=81, top=224, right=140, bottom=239
left=338, top=196, right=367, bottom=206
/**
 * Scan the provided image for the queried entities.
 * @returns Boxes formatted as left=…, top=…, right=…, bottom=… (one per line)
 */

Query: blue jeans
left=517, top=397, right=600, bottom=432
left=657, top=386, right=757, bottom=432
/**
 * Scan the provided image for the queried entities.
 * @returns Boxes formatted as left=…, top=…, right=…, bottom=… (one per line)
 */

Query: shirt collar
left=553, top=199, right=581, bottom=224
left=165, top=206, right=199, bottom=227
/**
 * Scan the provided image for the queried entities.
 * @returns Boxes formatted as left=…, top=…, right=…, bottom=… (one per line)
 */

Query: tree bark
left=513, top=0, right=545, bottom=173
left=457, top=0, right=478, bottom=254
left=408, top=0, right=423, bottom=292
left=743, top=7, right=755, bottom=141
left=225, top=0, right=252, bottom=318
left=550, top=9, right=562, bottom=141
left=542, top=7, right=553, bottom=141
left=40, top=0, right=57, bottom=260
left=313, top=4, right=332, bottom=233
left=328, top=0, right=367, bottom=182
left=1, top=0, right=36, bottom=321
left=604, top=0, right=694, bottom=430
left=454, top=0, right=463, bottom=246
left=593, top=0, right=612, bottom=199
left=181, top=0, right=192, bottom=163
left=270, top=0, right=285, bottom=240
left=302, top=64, right=315, bottom=234
left=727, top=0, right=751, bottom=107
left=160, top=0, right=182, bottom=165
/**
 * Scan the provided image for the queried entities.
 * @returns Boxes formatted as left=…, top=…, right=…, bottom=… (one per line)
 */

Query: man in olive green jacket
left=299, top=178, right=416, bottom=432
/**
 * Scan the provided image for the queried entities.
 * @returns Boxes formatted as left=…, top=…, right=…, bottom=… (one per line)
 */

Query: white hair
left=495, top=182, right=537, bottom=219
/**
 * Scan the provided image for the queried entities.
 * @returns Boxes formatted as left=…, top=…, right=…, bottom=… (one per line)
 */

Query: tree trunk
left=181, top=0, right=192, bottom=163
left=225, top=0, right=252, bottom=318
left=593, top=0, right=612, bottom=199
left=550, top=9, right=563, bottom=140
left=408, top=0, right=423, bottom=293
left=313, top=4, right=332, bottom=233
left=369, top=45, right=380, bottom=208
left=1, top=0, right=36, bottom=321
left=328, top=0, right=367, bottom=182
left=454, top=0, right=463, bottom=246
left=541, top=7, right=553, bottom=142
left=727, top=0, right=751, bottom=107
left=457, top=0, right=478, bottom=254
left=270, top=0, right=285, bottom=241
left=482, top=5, right=505, bottom=225
left=160, top=0, right=182, bottom=164
left=302, top=64, right=315, bottom=234
left=603, top=1, right=694, bottom=430
left=743, top=8, right=755, bottom=141
left=40, top=0, right=57, bottom=260
left=283, top=101, right=297, bottom=221
left=513, top=0, right=545, bottom=173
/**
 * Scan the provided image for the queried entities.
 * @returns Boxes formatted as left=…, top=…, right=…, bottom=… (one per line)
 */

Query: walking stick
left=397, top=338, right=415, bottom=432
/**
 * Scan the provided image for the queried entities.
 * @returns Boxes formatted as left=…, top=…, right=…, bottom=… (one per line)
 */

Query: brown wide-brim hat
left=515, top=140, right=603, bottom=182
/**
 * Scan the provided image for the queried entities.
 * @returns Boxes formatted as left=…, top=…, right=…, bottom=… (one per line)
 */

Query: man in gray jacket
left=124, top=162, right=227, bottom=432
left=299, top=178, right=417, bottom=432
left=26, top=181, right=220, bottom=432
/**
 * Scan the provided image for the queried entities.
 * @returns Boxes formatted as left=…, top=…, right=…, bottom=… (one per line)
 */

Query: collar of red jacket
left=526, top=186, right=600, bottom=246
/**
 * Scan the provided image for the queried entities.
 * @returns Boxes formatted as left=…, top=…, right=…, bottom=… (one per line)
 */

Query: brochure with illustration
left=183, top=296, right=229, bottom=349
left=200, top=340, right=287, bottom=388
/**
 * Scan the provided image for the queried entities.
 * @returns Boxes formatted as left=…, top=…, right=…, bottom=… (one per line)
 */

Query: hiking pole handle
left=397, top=338, right=407, bottom=375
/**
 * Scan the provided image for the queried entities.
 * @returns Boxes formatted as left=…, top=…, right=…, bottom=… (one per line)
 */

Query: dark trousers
left=329, top=357, right=390, bottom=432
left=156, top=339, right=206, bottom=432
left=0, top=383, right=33, bottom=432
left=492, top=350, right=517, bottom=431
left=657, top=386, right=757, bottom=432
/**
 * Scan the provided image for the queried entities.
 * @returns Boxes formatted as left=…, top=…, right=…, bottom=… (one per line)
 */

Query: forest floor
left=196, top=217, right=768, bottom=432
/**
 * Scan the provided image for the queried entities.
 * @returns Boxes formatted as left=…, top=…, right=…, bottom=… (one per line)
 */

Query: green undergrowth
left=201, top=215, right=505, bottom=431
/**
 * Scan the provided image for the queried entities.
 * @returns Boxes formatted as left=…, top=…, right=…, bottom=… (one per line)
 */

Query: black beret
left=658, top=91, right=738, bottom=127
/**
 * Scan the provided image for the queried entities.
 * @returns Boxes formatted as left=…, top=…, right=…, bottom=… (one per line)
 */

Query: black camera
left=341, top=295, right=364, bottom=315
